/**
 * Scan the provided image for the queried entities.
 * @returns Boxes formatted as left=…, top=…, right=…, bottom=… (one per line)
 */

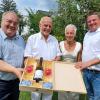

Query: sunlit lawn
left=19, top=91, right=88, bottom=100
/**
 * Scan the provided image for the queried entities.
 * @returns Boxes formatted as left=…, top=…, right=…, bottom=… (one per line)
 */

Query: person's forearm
left=0, top=60, right=16, bottom=73
left=87, top=58, right=100, bottom=67
left=54, top=56, right=61, bottom=61
left=75, top=58, right=100, bottom=70
left=0, top=60, right=22, bottom=80
left=77, top=46, right=82, bottom=62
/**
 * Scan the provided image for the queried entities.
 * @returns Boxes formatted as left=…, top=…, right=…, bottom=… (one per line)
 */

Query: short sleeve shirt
left=0, top=29, right=25, bottom=80
left=24, top=32, right=61, bottom=60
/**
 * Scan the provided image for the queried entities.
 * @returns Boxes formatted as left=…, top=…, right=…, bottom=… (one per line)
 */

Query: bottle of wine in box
left=34, top=57, right=43, bottom=83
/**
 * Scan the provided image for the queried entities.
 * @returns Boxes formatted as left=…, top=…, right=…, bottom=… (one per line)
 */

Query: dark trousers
left=0, top=79, right=20, bottom=100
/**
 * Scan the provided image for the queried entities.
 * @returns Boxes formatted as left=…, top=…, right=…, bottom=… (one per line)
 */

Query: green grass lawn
left=19, top=92, right=88, bottom=100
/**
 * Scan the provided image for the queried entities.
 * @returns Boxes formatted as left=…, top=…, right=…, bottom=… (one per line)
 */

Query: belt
left=86, top=69, right=100, bottom=74
left=0, top=78, right=19, bottom=82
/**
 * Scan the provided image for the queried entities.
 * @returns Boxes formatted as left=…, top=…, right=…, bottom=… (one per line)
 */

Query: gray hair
left=39, top=16, right=52, bottom=24
left=65, top=24, right=77, bottom=36
left=1, top=11, right=19, bottom=21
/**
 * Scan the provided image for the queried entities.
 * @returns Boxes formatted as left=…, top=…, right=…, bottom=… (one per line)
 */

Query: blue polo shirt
left=0, top=29, right=25, bottom=80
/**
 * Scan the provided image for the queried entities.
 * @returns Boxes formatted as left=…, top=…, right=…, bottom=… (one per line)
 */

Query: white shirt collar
left=38, top=32, right=52, bottom=42
left=88, top=27, right=100, bottom=33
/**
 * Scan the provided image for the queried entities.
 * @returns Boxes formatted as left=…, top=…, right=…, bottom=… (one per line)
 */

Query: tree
left=52, top=0, right=100, bottom=42
left=0, top=0, right=18, bottom=26
left=0, top=0, right=17, bottom=13
left=18, top=13, right=26, bottom=35
left=52, top=0, right=84, bottom=42
left=0, top=0, right=26, bottom=35
left=26, top=8, right=52, bottom=35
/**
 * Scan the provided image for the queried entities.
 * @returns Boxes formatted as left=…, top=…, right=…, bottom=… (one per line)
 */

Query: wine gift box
left=19, top=58, right=87, bottom=94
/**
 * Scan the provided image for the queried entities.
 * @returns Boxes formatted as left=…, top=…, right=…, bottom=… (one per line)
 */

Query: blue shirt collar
left=0, top=28, right=19, bottom=40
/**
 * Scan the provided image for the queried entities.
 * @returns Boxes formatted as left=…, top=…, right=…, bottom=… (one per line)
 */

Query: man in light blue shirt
left=0, top=11, right=25, bottom=100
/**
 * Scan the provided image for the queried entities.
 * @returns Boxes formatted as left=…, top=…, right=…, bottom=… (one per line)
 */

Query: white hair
left=65, top=24, right=77, bottom=36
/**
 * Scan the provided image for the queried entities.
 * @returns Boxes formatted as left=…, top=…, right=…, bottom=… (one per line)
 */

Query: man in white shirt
left=75, top=12, right=100, bottom=100
left=24, top=16, right=61, bottom=100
